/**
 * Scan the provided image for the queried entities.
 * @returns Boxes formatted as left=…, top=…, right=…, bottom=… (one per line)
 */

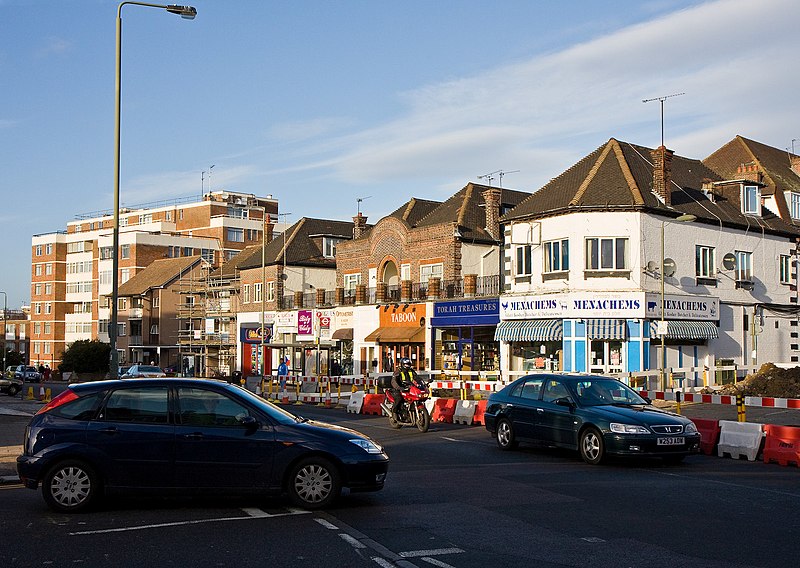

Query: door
left=86, top=386, right=174, bottom=489
left=174, top=387, right=276, bottom=489
left=588, top=340, right=625, bottom=374
left=537, top=378, right=578, bottom=447
left=503, top=377, right=543, bottom=440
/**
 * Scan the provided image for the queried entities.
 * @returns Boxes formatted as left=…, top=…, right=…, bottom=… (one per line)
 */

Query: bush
left=59, top=340, right=111, bottom=374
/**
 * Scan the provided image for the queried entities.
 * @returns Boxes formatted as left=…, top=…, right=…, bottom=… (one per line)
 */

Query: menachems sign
left=500, top=292, right=718, bottom=321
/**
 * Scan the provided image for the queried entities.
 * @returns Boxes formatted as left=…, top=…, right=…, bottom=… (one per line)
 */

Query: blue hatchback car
left=17, top=379, right=388, bottom=513
left=484, top=374, right=701, bottom=464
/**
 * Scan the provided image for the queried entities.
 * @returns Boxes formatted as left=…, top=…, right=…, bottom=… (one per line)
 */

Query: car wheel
left=496, top=419, right=518, bottom=450
left=42, top=459, right=100, bottom=513
left=579, top=427, right=605, bottom=465
left=8, top=385, right=20, bottom=397
left=287, top=457, right=341, bottom=510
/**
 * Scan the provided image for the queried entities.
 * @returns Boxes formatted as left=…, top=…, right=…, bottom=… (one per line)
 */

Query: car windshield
left=232, top=384, right=304, bottom=425
left=137, top=366, right=163, bottom=373
left=573, top=378, right=647, bottom=407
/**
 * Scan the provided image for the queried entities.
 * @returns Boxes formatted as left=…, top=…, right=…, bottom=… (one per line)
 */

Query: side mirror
left=239, top=415, right=260, bottom=431
left=643, top=396, right=652, bottom=404
left=554, top=397, right=575, bottom=408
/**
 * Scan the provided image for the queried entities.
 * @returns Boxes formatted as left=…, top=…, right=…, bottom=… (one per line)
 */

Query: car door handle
left=183, top=432, right=203, bottom=440
left=505, top=403, right=514, bottom=408
left=536, top=408, right=544, bottom=413
left=98, top=427, right=118, bottom=435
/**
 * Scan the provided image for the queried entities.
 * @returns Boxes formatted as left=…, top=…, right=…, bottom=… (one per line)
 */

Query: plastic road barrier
left=763, top=424, right=800, bottom=467
left=691, top=418, right=721, bottom=456
left=452, top=400, right=476, bottom=425
left=717, top=420, right=764, bottom=461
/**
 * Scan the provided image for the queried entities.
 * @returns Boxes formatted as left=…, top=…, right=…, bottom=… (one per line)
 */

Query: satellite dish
left=646, top=260, right=659, bottom=273
left=663, top=258, right=677, bottom=277
left=722, top=253, right=736, bottom=271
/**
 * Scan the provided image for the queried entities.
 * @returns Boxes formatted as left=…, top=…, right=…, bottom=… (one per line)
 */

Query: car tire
left=579, top=427, right=605, bottom=465
left=287, top=457, right=341, bottom=510
left=496, top=419, right=518, bottom=451
left=8, top=385, right=20, bottom=397
left=42, top=459, right=101, bottom=513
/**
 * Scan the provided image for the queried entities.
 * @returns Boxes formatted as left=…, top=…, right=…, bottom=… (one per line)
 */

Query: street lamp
left=110, top=3, right=197, bottom=379
left=659, top=214, right=697, bottom=390
left=0, top=291, right=7, bottom=375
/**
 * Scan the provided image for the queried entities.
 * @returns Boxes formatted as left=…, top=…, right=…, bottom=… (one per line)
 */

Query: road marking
left=69, top=509, right=310, bottom=536
left=314, top=518, right=339, bottom=530
left=339, top=533, right=366, bottom=549
left=440, top=437, right=464, bottom=442
left=421, top=557, right=457, bottom=568
left=581, top=537, right=605, bottom=543
left=399, top=548, right=464, bottom=558
left=372, top=558, right=395, bottom=568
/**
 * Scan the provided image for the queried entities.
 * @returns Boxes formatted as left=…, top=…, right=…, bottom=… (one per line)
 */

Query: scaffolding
left=175, top=260, right=239, bottom=379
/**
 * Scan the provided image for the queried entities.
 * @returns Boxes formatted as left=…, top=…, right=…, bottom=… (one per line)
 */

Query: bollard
left=26, top=387, right=35, bottom=400
left=317, top=378, right=326, bottom=407
left=294, top=381, right=302, bottom=405
left=736, top=393, right=746, bottom=422
left=674, top=390, right=681, bottom=415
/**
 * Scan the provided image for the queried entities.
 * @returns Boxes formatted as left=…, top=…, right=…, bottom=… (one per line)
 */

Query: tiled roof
left=237, top=217, right=358, bottom=271
left=117, top=256, right=203, bottom=296
left=503, top=137, right=800, bottom=237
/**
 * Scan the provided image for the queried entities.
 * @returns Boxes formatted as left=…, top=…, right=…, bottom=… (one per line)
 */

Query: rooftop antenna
left=792, top=139, right=798, bottom=155
left=356, top=196, right=372, bottom=215
left=201, top=164, right=215, bottom=198
left=498, top=170, right=519, bottom=187
left=642, top=92, right=685, bottom=147
left=478, top=170, right=501, bottom=185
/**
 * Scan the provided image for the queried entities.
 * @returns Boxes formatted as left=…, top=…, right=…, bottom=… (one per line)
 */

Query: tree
left=3, top=348, right=24, bottom=370
left=60, top=340, right=110, bottom=374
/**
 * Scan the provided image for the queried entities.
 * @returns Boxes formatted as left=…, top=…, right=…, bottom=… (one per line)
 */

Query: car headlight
left=609, top=423, right=650, bottom=434
left=684, top=422, right=698, bottom=434
left=349, top=438, right=383, bottom=454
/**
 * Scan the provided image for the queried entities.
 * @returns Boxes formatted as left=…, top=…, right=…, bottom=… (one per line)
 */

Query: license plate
left=657, top=437, right=684, bottom=446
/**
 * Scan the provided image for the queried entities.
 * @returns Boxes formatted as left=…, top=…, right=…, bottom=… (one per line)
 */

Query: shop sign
left=297, top=310, right=314, bottom=337
left=316, top=309, right=333, bottom=340
left=379, top=303, right=425, bottom=327
left=275, top=311, right=297, bottom=334
left=644, top=293, right=718, bottom=320
left=240, top=324, right=273, bottom=344
left=431, top=298, right=499, bottom=327
left=500, top=292, right=645, bottom=319
left=334, top=307, right=353, bottom=330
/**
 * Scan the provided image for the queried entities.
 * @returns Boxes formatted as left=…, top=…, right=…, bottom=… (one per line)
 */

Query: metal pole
left=660, top=221, right=665, bottom=391
left=1, top=291, right=7, bottom=375
left=261, top=208, right=266, bottom=379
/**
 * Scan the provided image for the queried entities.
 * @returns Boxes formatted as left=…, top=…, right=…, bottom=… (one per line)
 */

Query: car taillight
left=36, top=389, right=79, bottom=415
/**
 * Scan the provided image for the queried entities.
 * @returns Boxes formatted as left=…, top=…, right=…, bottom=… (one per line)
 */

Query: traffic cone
left=39, top=386, right=46, bottom=401
left=281, top=386, right=289, bottom=404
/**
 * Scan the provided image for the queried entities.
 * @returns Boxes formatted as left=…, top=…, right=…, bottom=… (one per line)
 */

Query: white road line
left=440, top=437, right=462, bottom=442
left=399, top=548, right=464, bottom=558
left=314, top=518, right=339, bottom=530
left=339, top=533, right=367, bottom=549
left=421, top=557, right=457, bottom=568
left=372, top=558, right=395, bottom=568
left=69, top=509, right=310, bottom=536
left=241, top=508, right=272, bottom=518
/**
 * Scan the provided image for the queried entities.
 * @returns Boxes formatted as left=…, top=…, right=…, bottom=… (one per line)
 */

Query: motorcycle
left=380, top=377, right=431, bottom=432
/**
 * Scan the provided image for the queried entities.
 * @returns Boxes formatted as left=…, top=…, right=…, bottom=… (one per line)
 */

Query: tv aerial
left=356, top=196, right=372, bottom=215
left=642, top=92, right=685, bottom=147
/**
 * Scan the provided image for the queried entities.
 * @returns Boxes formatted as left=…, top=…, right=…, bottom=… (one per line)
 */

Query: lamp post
left=110, top=3, right=197, bottom=379
left=0, top=291, right=7, bottom=375
left=659, top=214, right=697, bottom=390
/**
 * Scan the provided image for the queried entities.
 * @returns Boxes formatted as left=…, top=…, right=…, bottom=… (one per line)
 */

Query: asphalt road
left=1, top=398, right=799, bottom=567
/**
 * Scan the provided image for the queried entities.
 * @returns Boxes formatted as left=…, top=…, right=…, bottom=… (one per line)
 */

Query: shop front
left=330, top=307, right=354, bottom=375
left=239, top=322, right=273, bottom=377
left=431, top=298, right=499, bottom=373
left=364, top=303, right=427, bottom=372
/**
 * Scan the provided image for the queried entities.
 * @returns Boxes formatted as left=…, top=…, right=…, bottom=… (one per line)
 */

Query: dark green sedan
left=484, top=374, right=701, bottom=464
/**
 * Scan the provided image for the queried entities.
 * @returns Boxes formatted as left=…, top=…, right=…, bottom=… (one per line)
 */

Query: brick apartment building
left=2, top=307, right=31, bottom=368
left=30, top=190, right=278, bottom=369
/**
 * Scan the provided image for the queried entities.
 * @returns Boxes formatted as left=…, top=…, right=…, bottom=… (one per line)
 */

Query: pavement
left=2, top=393, right=800, bottom=485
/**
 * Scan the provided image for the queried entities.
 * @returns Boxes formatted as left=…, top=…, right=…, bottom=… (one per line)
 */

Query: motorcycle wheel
left=415, top=405, right=430, bottom=433
left=388, top=413, right=402, bottom=429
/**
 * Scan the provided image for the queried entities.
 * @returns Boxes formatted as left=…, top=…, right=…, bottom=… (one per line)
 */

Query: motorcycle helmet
left=400, top=357, right=412, bottom=368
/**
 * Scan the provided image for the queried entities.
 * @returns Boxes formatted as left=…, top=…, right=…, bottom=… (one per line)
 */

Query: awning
left=331, top=328, right=353, bottom=340
left=494, top=320, right=563, bottom=342
left=364, top=326, right=426, bottom=343
left=586, top=319, right=627, bottom=340
left=650, top=320, right=719, bottom=340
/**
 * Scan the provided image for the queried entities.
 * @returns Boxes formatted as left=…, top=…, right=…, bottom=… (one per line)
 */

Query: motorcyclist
left=390, top=357, right=417, bottom=420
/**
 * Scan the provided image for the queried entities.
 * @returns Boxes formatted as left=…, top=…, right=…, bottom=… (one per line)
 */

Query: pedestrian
left=43, top=365, right=51, bottom=381
left=330, top=358, right=342, bottom=377
left=277, top=356, right=289, bottom=378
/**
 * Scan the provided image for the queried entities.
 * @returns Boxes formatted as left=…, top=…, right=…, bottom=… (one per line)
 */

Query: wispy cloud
left=120, top=165, right=261, bottom=205
left=36, top=36, right=72, bottom=58
left=0, top=118, right=18, bottom=129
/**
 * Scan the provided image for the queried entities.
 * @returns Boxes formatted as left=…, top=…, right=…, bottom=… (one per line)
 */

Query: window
left=150, top=324, right=159, bottom=335
left=100, top=246, right=113, bottom=260
left=542, top=379, right=571, bottom=403
left=44, top=342, right=51, bottom=354
left=35, top=245, right=42, bottom=256
left=179, top=209, right=184, bottom=220
left=45, top=302, right=52, bottom=314
left=120, top=244, right=130, bottom=259
left=544, top=239, right=569, bottom=273
left=201, top=249, right=214, bottom=263
left=120, top=268, right=130, bottom=284
left=99, top=270, right=113, bottom=285
left=515, top=245, right=532, bottom=276
left=34, top=284, right=42, bottom=296
left=780, top=255, right=792, bottom=285
left=120, top=217, right=128, bottom=227
left=254, top=282, right=263, bottom=303
left=45, top=283, right=52, bottom=295
left=118, top=297, right=127, bottom=310
left=227, top=228, right=244, bottom=242
left=242, top=284, right=250, bottom=304
left=735, top=251, right=753, bottom=282
left=34, top=303, right=41, bottom=315
left=178, top=388, right=250, bottom=427
left=152, top=295, right=160, bottom=308
left=99, top=319, right=109, bottom=334
left=46, top=243, right=53, bottom=255
left=103, top=387, right=169, bottom=424
left=696, top=245, right=716, bottom=278
left=45, top=263, right=52, bottom=275
left=344, top=273, right=360, bottom=290
left=420, top=263, right=444, bottom=283
left=35, top=265, right=42, bottom=276
left=267, top=281, right=275, bottom=301
left=791, top=193, right=800, bottom=220
left=585, top=237, right=628, bottom=271
left=138, top=213, right=152, bottom=225
left=742, top=185, right=760, bottom=215
left=227, top=206, right=247, bottom=219
left=183, top=247, right=193, bottom=257
left=401, top=264, right=411, bottom=281
left=44, top=322, right=51, bottom=334
left=117, top=322, right=126, bottom=337
left=323, top=237, right=343, bottom=258
left=34, top=322, right=41, bottom=334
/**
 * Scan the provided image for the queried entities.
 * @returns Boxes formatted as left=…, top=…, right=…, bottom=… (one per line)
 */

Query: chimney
left=651, top=146, right=674, bottom=205
left=790, top=156, right=800, bottom=177
left=481, top=188, right=502, bottom=240
left=736, top=163, right=762, bottom=183
left=352, top=213, right=367, bottom=239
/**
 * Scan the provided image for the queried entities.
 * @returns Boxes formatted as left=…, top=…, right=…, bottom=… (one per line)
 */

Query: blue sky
left=2, top=0, right=798, bottom=308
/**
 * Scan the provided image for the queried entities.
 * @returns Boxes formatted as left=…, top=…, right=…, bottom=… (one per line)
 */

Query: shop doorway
left=588, top=340, right=624, bottom=375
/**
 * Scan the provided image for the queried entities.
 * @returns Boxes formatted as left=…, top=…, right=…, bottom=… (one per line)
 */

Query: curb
left=0, top=475, right=19, bottom=485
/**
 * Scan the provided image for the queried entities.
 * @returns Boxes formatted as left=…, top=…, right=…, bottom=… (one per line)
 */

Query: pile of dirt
left=701, top=363, right=800, bottom=398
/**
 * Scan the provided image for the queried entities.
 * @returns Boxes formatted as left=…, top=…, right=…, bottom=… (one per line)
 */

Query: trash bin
left=715, top=358, right=736, bottom=385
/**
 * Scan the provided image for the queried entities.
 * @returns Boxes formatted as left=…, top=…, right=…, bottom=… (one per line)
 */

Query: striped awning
left=586, top=319, right=627, bottom=340
left=650, top=320, right=719, bottom=340
left=494, top=320, right=563, bottom=342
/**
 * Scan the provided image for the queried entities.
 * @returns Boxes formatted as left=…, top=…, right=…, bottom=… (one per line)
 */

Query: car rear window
left=102, top=387, right=169, bottom=424
left=138, top=366, right=163, bottom=373
left=48, top=391, right=106, bottom=420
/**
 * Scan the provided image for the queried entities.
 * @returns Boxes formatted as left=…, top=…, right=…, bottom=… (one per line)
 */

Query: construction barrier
left=717, top=420, right=764, bottom=461
left=347, top=391, right=365, bottom=414
left=431, top=398, right=457, bottom=423
left=26, top=387, right=35, bottom=400
left=762, top=424, right=800, bottom=467
left=691, top=418, right=721, bottom=456
left=472, top=399, right=488, bottom=425
left=452, top=400, right=477, bottom=425
left=361, top=394, right=385, bottom=416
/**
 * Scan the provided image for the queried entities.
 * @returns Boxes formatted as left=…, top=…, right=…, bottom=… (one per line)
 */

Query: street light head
left=675, top=214, right=697, bottom=223
left=166, top=5, right=197, bottom=19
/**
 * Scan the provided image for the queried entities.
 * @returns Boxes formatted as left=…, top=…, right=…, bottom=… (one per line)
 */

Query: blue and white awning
left=494, top=320, right=563, bottom=342
left=650, top=320, right=719, bottom=340
left=585, top=319, right=627, bottom=340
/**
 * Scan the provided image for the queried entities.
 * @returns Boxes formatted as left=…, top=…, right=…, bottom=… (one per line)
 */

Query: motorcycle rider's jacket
left=391, top=368, right=415, bottom=390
